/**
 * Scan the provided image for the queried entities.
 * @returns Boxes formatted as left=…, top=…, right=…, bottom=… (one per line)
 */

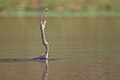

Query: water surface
left=0, top=17, right=120, bottom=80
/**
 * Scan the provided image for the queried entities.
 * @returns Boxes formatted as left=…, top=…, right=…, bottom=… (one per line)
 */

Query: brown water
left=0, top=17, right=120, bottom=80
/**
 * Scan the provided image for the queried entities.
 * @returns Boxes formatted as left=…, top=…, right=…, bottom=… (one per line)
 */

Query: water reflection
left=42, top=60, right=49, bottom=80
left=0, top=60, right=49, bottom=80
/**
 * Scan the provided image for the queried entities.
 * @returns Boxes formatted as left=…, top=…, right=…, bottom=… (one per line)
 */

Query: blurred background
left=0, top=0, right=120, bottom=16
left=0, top=1, right=120, bottom=80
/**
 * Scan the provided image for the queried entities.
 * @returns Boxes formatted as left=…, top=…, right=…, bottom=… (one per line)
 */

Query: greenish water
left=0, top=11, right=120, bottom=17
left=0, top=17, right=120, bottom=80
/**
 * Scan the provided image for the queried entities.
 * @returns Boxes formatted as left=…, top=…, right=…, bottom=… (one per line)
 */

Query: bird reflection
left=0, top=58, right=49, bottom=80
left=42, top=60, right=49, bottom=80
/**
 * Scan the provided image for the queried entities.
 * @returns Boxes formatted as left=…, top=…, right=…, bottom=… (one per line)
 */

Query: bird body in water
left=15, top=8, right=49, bottom=61
left=15, top=20, right=49, bottom=61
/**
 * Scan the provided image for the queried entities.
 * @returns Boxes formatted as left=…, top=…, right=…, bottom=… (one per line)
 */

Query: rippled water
left=0, top=17, right=120, bottom=80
